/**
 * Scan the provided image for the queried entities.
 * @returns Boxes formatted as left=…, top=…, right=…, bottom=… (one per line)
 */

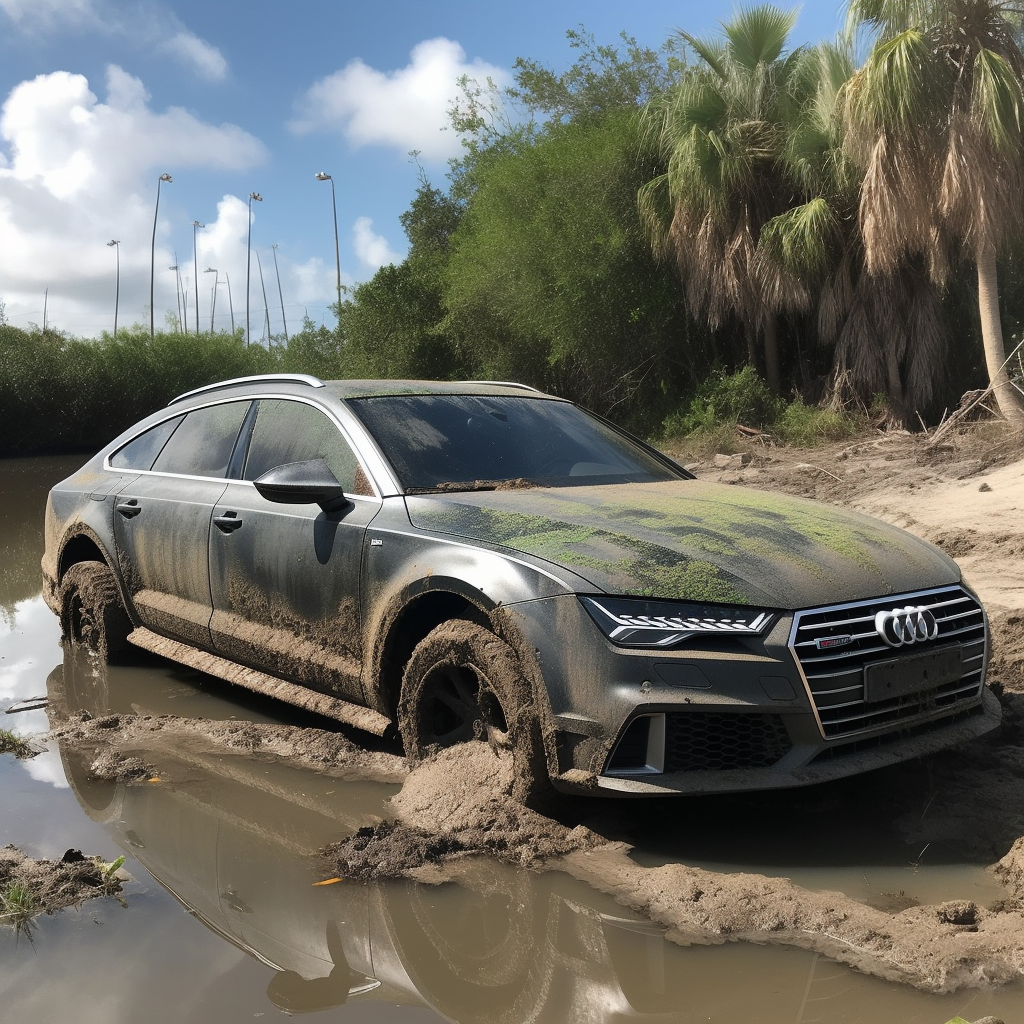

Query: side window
left=109, top=415, right=184, bottom=470
left=243, top=399, right=373, bottom=496
left=150, top=401, right=250, bottom=478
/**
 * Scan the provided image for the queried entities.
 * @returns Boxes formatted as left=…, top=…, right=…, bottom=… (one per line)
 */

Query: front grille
left=790, top=586, right=986, bottom=740
left=663, top=711, right=791, bottom=771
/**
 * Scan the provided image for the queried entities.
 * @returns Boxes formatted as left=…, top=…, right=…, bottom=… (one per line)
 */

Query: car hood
left=404, top=480, right=960, bottom=608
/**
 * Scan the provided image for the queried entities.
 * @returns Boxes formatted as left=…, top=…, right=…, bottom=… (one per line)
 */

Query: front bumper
left=505, top=590, right=1001, bottom=796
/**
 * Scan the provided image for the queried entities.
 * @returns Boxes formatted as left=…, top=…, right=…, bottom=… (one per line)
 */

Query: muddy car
left=42, top=374, right=1000, bottom=797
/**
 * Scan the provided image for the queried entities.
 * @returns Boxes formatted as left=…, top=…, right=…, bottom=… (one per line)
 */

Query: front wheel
left=398, top=620, right=549, bottom=803
left=59, top=560, right=131, bottom=661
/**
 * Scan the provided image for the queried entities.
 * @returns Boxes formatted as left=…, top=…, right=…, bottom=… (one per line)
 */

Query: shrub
left=660, top=367, right=860, bottom=449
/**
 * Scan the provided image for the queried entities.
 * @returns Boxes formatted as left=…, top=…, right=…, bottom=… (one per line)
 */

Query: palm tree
left=639, top=5, right=809, bottom=394
left=843, top=0, right=1024, bottom=427
left=757, top=40, right=950, bottom=424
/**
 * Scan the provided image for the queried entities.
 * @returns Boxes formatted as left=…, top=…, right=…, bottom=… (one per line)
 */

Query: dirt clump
left=0, top=844, right=126, bottom=924
left=89, top=750, right=154, bottom=782
left=323, top=821, right=466, bottom=881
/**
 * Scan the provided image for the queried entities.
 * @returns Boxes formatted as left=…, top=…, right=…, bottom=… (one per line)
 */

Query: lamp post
left=204, top=267, right=218, bottom=333
left=255, top=249, right=272, bottom=344
left=192, top=220, right=205, bottom=335
left=169, top=263, right=184, bottom=333
left=223, top=271, right=235, bottom=333
left=246, top=191, right=263, bottom=346
left=315, top=172, right=342, bottom=322
left=150, top=173, right=172, bottom=337
left=107, top=239, right=120, bottom=339
left=271, top=243, right=288, bottom=342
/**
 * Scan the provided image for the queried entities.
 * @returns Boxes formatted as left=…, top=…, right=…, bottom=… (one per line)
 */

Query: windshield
left=348, top=394, right=683, bottom=491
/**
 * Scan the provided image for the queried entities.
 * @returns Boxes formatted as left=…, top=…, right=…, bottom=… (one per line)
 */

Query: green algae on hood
left=405, top=480, right=960, bottom=608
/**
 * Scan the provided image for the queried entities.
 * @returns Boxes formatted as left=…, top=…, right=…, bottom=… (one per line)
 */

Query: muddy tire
left=59, top=561, right=131, bottom=662
left=398, top=620, right=549, bottom=803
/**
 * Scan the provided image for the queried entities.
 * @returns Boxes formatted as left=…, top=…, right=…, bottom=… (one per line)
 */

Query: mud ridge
left=49, top=711, right=407, bottom=785
left=320, top=742, right=1024, bottom=994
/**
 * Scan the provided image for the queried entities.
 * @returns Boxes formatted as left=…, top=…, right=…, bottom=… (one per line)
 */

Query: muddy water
left=2, top=455, right=1023, bottom=1023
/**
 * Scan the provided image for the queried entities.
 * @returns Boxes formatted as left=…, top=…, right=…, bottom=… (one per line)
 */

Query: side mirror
left=253, top=459, right=350, bottom=512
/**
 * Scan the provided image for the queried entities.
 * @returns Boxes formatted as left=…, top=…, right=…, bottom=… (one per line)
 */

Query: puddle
left=3, top=455, right=1024, bottom=1023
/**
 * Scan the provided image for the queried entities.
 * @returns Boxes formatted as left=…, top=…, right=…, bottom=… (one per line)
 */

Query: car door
left=111, top=400, right=251, bottom=648
left=208, top=398, right=379, bottom=701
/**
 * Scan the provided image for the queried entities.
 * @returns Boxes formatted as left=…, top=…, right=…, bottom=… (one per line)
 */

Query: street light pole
left=271, top=243, right=288, bottom=342
left=246, top=191, right=263, bottom=346
left=169, top=263, right=184, bottom=333
left=107, top=239, right=120, bottom=340
left=192, top=220, right=205, bottom=336
left=150, top=173, right=172, bottom=337
left=255, top=249, right=271, bottom=345
left=205, top=267, right=218, bottom=332
left=315, top=172, right=342, bottom=323
left=223, top=271, right=235, bottom=333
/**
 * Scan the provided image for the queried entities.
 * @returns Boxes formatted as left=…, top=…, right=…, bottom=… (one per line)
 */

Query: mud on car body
left=41, top=374, right=1001, bottom=796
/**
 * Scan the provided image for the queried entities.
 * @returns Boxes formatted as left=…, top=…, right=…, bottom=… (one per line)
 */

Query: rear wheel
left=398, top=620, right=549, bottom=803
left=59, top=561, right=131, bottom=661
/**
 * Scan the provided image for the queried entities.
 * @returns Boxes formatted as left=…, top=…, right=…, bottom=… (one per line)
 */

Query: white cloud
left=0, top=0, right=229, bottom=82
left=161, top=31, right=228, bottom=82
left=353, top=216, right=402, bottom=269
left=0, top=0, right=98, bottom=30
left=291, top=37, right=510, bottom=161
left=0, top=67, right=266, bottom=335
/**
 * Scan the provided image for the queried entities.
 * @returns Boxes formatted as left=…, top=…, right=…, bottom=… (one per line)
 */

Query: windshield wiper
left=405, top=478, right=538, bottom=494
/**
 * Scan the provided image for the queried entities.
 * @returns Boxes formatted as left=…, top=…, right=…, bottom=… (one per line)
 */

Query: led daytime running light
left=582, top=597, right=774, bottom=648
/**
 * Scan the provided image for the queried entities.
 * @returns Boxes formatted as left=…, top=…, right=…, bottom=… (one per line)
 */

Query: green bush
left=662, top=366, right=784, bottom=437
left=0, top=325, right=276, bottom=456
left=772, top=401, right=858, bottom=445
left=661, top=367, right=860, bottom=449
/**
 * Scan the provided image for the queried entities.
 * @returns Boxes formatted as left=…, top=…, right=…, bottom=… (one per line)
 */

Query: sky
left=0, top=0, right=846, bottom=341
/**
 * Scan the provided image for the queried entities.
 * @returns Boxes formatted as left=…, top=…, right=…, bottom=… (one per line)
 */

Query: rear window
left=150, top=401, right=250, bottom=478
left=109, top=415, right=184, bottom=471
left=348, top=395, right=680, bottom=491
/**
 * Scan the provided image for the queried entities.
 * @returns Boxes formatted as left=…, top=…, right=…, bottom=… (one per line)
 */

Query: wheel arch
left=57, top=526, right=114, bottom=583
left=367, top=576, right=558, bottom=781
left=371, top=580, right=494, bottom=722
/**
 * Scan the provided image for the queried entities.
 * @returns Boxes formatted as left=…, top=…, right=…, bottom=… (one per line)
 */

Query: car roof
left=169, top=375, right=554, bottom=407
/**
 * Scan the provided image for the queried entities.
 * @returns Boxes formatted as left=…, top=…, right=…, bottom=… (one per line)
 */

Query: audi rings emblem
left=874, top=606, right=939, bottom=647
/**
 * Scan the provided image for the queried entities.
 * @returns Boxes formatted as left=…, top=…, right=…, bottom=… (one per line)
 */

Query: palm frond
left=722, top=5, right=799, bottom=70
left=971, top=47, right=1024, bottom=154
left=759, top=197, right=842, bottom=279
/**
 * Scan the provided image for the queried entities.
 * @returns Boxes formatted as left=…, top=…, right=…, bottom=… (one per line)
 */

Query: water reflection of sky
left=0, top=593, right=65, bottom=786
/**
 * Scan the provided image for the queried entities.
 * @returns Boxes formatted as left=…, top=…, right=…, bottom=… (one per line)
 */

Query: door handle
left=116, top=499, right=141, bottom=519
left=213, top=511, right=243, bottom=533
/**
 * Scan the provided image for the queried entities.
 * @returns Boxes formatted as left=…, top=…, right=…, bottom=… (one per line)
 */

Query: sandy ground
left=12, top=424, right=1024, bottom=998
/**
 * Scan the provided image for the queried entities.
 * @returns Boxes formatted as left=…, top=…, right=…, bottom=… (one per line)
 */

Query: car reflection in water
left=46, top=648, right=704, bottom=1023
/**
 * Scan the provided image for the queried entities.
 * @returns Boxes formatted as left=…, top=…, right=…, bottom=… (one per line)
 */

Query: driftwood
left=925, top=388, right=994, bottom=448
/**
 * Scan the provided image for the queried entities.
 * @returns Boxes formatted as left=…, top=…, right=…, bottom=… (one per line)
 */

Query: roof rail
left=169, top=374, right=326, bottom=406
left=452, top=380, right=542, bottom=393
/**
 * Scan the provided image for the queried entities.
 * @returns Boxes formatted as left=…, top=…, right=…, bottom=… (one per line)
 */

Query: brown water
left=2, top=455, right=1023, bottom=1024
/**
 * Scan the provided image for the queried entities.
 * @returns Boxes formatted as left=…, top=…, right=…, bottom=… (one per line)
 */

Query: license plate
left=864, top=646, right=963, bottom=703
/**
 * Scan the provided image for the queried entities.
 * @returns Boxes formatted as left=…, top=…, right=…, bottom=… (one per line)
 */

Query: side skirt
left=127, top=626, right=391, bottom=737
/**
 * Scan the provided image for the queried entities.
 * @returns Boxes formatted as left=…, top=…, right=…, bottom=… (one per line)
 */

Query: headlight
left=580, top=596, right=776, bottom=648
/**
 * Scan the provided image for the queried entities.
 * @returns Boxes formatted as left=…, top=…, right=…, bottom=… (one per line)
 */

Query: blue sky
left=0, top=1, right=846, bottom=339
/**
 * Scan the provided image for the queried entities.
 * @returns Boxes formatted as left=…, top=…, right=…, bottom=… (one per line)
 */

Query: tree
left=338, top=180, right=467, bottom=381
left=843, top=0, right=1024, bottom=427
left=639, top=5, right=810, bottom=394
left=443, top=111, right=693, bottom=432
left=757, top=41, right=951, bottom=423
